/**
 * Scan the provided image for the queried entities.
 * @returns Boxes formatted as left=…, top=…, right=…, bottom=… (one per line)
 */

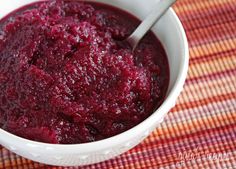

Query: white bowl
left=0, top=0, right=189, bottom=166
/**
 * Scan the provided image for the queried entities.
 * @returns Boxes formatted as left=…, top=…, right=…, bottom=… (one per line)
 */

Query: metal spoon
left=126, top=0, right=176, bottom=51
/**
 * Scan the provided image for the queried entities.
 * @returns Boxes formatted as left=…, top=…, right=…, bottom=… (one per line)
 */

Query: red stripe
left=148, top=124, right=236, bottom=150
left=176, top=2, right=236, bottom=47
left=173, top=93, right=235, bottom=111
left=190, top=48, right=236, bottom=65
left=177, top=2, right=236, bottom=30
left=186, top=69, right=236, bottom=85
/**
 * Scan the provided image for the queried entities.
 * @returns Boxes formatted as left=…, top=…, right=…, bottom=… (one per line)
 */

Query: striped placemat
left=1, top=0, right=236, bottom=168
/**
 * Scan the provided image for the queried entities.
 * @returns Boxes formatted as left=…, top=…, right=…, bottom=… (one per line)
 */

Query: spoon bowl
left=126, top=0, right=176, bottom=51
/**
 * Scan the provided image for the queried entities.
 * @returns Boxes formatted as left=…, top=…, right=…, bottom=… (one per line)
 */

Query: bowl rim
left=0, top=7, right=189, bottom=151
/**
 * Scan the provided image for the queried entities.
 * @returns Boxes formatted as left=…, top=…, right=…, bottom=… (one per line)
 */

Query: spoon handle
left=127, top=0, right=176, bottom=50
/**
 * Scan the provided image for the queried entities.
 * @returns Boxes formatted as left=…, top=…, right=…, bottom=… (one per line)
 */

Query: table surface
left=1, top=0, right=236, bottom=168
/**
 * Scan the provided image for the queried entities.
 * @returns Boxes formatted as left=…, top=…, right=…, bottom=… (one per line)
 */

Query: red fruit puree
left=0, top=0, right=169, bottom=144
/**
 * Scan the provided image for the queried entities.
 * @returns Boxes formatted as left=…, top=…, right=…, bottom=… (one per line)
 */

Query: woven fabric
left=1, top=0, right=236, bottom=168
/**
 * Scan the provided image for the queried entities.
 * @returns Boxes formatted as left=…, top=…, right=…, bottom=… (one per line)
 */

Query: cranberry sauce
left=0, top=0, right=169, bottom=144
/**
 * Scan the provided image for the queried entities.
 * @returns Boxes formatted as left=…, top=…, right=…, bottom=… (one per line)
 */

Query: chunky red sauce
left=0, top=0, right=169, bottom=144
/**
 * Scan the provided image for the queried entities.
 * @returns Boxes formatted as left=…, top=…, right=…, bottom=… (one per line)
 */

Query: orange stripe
left=181, top=73, right=235, bottom=104
left=149, top=118, right=236, bottom=147
left=189, top=37, right=236, bottom=58
left=190, top=49, right=236, bottom=65
left=186, top=21, right=236, bottom=46
left=188, top=62, right=235, bottom=81
left=176, top=2, right=236, bottom=27
left=173, top=93, right=235, bottom=111
left=174, top=0, right=235, bottom=16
